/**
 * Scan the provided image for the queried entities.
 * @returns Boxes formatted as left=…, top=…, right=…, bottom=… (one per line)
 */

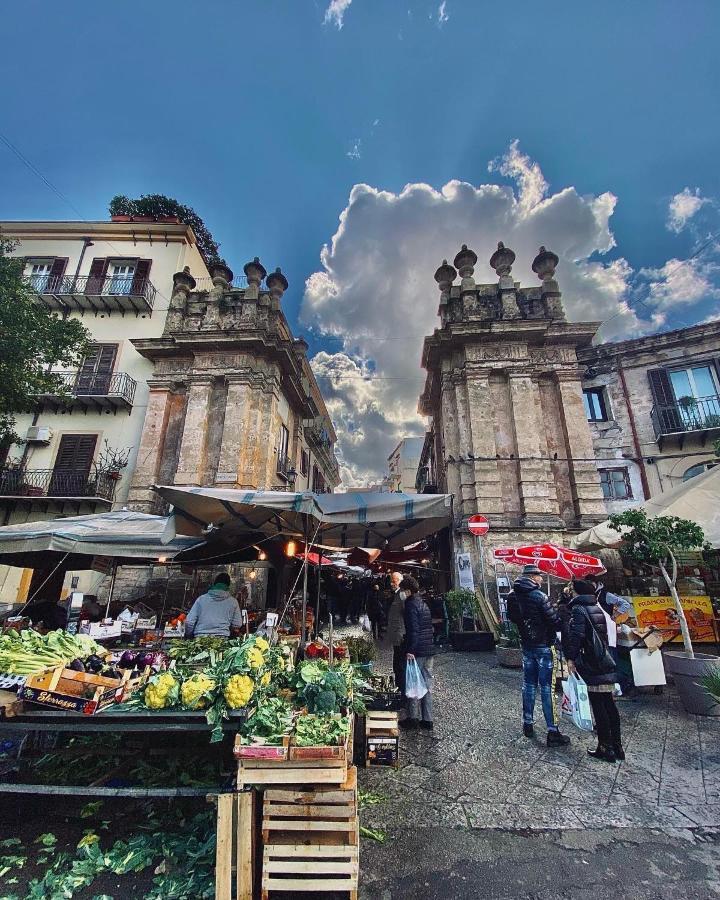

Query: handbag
left=577, top=606, right=616, bottom=676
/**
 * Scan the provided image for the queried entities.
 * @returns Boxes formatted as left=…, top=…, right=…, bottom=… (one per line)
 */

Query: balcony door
left=49, top=434, right=97, bottom=497
left=75, top=344, right=117, bottom=395
left=669, top=365, right=720, bottom=427
left=108, top=261, right=136, bottom=295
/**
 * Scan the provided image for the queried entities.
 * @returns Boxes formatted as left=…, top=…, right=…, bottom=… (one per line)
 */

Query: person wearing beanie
left=184, top=572, right=243, bottom=638
left=507, top=564, right=570, bottom=747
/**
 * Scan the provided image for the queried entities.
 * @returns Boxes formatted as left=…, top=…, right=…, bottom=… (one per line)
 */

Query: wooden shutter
left=76, top=344, right=118, bottom=393
left=131, top=259, right=151, bottom=295
left=86, top=258, right=108, bottom=294
left=50, top=434, right=98, bottom=496
left=48, top=257, right=68, bottom=289
left=648, top=369, right=675, bottom=408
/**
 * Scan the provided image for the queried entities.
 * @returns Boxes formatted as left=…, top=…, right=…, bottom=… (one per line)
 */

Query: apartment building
left=387, top=438, right=424, bottom=493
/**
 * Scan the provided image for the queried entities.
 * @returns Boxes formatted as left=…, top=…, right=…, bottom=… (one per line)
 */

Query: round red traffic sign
left=468, top=514, right=489, bottom=536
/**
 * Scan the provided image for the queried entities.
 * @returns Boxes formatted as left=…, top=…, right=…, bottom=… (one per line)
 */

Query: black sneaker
left=613, top=745, right=626, bottom=761
left=546, top=730, right=570, bottom=747
left=399, top=718, right=419, bottom=730
left=587, top=745, right=616, bottom=763
left=419, top=721, right=434, bottom=730
left=523, top=723, right=535, bottom=739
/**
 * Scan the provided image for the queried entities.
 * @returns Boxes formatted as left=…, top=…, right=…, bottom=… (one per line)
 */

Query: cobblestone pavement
left=356, top=643, right=720, bottom=899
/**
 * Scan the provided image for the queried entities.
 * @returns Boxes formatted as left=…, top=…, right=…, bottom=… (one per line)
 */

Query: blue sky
left=1, top=1, right=719, bottom=484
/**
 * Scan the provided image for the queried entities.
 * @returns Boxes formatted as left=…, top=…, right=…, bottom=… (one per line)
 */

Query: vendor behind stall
left=184, top=573, right=243, bottom=638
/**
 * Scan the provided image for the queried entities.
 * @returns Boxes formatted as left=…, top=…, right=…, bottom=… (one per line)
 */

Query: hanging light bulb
left=285, top=540, right=297, bottom=558
left=248, top=568, right=257, bottom=580
left=258, top=550, right=267, bottom=561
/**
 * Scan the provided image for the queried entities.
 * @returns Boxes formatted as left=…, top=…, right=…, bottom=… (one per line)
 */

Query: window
left=669, top=365, right=720, bottom=427
left=300, top=448, right=309, bottom=477
left=76, top=344, right=118, bottom=393
left=108, top=261, right=136, bottom=295
left=277, top=424, right=290, bottom=475
left=683, top=461, right=716, bottom=482
left=598, top=467, right=632, bottom=501
left=25, top=259, right=54, bottom=291
left=583, top=388, right=608, bottom=422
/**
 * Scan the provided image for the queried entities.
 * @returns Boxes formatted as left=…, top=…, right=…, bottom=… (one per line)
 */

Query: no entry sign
left=468, top=515, right=489, bottom=536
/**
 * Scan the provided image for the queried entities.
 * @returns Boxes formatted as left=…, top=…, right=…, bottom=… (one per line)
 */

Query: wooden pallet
left=214, top=791, right=256, bottom=900
left=261, top=770, right=359, bottom=897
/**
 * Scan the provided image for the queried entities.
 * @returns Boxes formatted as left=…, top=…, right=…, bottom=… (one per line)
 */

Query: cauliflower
left=180, top=673, right=216, bottom=710
left=224, top=674, right=254, bottom=709
left=254, top=637, right=270, bottom=653
left=144, top=672, right=178, bottom=710
left=245, top=647, right=265, bottom=670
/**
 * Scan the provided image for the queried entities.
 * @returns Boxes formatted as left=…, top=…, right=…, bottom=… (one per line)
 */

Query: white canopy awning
left=155, top=486, right=453, bottom=550
left=572, top=464, right=720, bottom=551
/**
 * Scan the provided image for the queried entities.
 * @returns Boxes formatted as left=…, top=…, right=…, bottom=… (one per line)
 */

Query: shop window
left=583, top=387, right=608, bottom=422
left=599, top=467, right=632, bottom=500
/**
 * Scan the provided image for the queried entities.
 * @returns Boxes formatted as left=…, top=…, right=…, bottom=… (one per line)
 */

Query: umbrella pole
left=104, top=560, right=118, bottom=619
left=301, top=518, right=309, bottom=649
left=315, top=563, right=322, bottom=640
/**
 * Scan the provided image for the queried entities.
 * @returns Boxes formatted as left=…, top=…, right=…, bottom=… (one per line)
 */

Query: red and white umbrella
left=493, top=543, right=604, bottom=580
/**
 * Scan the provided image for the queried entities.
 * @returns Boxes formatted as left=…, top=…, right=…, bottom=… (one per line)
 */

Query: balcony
left=415, top=465, right=439, bottom=494
left=38, top=372, right=137, bottom=412
left=23, top=274, right=156, bottom=314
left=0, top=468, right=116, bottom=504
left=276, top=453, right=292, bottom=481
left=651, top=396, right=720, bottom=448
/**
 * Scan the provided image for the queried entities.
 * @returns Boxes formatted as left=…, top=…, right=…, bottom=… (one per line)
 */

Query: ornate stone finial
left=208, top=261, right=233, bottom=289
left=532, top=246, right=559, bottom=282
left=243, top=256, right=267, bottom=287
left=434, top=259, right=457, bottom=292
left=266, top=267, right=289, bottom=299
left=489, top=241, right=516, bottom=278
left=172, top=269, right=196, bottom=293
left=293, top=336, right=309, bottom=357
left=453, top=244, right=477, bottom=278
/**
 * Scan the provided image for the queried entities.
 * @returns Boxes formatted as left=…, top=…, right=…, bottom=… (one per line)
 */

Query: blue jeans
left=522, top=647, right=559, bottom=731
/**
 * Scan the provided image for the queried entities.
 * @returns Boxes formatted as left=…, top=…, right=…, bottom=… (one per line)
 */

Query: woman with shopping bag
left=563, top=580, right=624, bottom=763
left=400, top=576, right=435, bottom=730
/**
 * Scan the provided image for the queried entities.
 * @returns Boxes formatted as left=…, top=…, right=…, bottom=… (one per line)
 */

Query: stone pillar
left=260, top=387, right=281, bottom=487
left=266, top=268, right=288, bottom=313
left=215, top=375, right=253, bottom=486
left=453, top=376, right=476, bottom=506
left=490, top=242, right=520, bottom=319
left=532, top=246, right=566, bottom=320
left=439, top=369, right=462, bottom=505
left=174, top=375, right=214, bottom=485
left=204, top=263, right=232, bottom=329
left=166, top=268, right=195, bottom=333
left=464, top=370, right=505, bottom=518
left=127, top=381, right=175, bottom=511
left=555, top=372, right=606, bottom=525
left=434, top=260, right=457, bottom=328
left=507, top=372, right=562, bottom=527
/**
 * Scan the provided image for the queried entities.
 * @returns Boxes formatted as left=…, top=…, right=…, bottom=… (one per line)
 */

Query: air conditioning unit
left=25, top=426, right=53, bottom=444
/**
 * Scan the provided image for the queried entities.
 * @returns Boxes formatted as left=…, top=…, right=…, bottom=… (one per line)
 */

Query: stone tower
left=418, top=243, right=606, bottom=588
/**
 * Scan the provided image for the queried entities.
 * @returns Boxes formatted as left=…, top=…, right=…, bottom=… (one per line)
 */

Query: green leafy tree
left=445, top=588, right=482, bottom=631
left=0, top=238, right=91, bottom=446
left=608, top=509, right=710, bottom=657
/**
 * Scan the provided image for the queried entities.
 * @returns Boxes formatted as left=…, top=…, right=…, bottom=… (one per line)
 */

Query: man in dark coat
left=508, top=564, right=570, bottom=746
left=401, top=575, right=435, bottom=730
left=563, top=579, right=624, bottom=763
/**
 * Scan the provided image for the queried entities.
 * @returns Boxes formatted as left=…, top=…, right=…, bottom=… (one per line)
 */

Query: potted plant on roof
left=608, top=509, right=720, bottom=715
left=445, top=588, right=494, bottom=652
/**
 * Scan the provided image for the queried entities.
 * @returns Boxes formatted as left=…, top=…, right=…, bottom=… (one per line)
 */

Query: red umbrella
left=493, top=544, right=604, bottom=580
left=295, top=551, right=333, bottom=566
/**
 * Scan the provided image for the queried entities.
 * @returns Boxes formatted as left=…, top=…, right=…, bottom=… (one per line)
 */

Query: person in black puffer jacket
left=563, top=579, right=624, bottom=763
left=401, top=576, right=435, bottom=730
left=508, top=565, right=569, bottom=747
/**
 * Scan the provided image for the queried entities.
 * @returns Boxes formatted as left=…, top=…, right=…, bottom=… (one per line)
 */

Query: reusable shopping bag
left=359, top=614, right=372, bottom=633
left=561, top=672, right=594, bottom=732
left=405, top=658, right=428, bottom=700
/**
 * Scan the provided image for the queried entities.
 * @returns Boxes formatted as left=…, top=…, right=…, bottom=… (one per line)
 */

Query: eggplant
left=67, top=658, right=85, bottom=672
left=85, top=655, right=104, bottom=673
left=117, top=650, right=138, bottom=670
left=101, top=668, right=122, bottom=680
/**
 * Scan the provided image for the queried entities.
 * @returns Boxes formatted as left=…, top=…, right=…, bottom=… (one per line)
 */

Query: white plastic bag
left=359, top=613, right=372, bottom=633
left=561, top=672, right=594, bottom=732
left=405, top=658, right=428, bottom=700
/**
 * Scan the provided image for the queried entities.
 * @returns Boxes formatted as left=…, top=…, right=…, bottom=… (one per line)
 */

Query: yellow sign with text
left=631, top=595, right=716, bottom=643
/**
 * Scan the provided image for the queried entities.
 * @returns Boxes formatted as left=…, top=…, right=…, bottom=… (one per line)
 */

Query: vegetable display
left=241, top=697, right=294, bottom=744
left=0, top=629, right=103, bottom=675
left=294, top=714, right=350, bottom=747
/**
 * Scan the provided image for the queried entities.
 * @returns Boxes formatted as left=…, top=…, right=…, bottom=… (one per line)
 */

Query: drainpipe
left=618, top=358, right=651, bottom=500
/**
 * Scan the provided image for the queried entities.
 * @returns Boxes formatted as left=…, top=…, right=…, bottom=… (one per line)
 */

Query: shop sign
left=456, top=553, right=475, bottom=591
left=630, top=595, right=716, bottom=643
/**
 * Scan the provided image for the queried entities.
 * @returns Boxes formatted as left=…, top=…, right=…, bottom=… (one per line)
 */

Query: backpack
left=506, top=591, right=523, bottom=626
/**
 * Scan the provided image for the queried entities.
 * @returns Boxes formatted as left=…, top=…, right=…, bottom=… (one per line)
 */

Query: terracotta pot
left=111, top=215, right=132, bottom=222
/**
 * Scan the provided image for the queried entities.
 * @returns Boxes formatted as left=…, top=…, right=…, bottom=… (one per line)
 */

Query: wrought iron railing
left=23, top=275, right=156, bottom=308
left=651, top=396, right=720, bottom=439
left=0, top=468, right=116, bottom=501
left=192, top=275, right=257, bottom=291
left=42, top=371, right=137, bottom=405
left=276, top=453, right=291, bottom=479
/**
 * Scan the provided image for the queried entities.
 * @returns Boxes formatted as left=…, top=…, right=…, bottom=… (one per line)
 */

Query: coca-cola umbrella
left=493, top=543, right=605, bottom=580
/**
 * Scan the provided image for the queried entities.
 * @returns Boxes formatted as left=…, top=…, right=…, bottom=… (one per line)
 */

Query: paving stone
left=463, top=802, right=585, bottom=830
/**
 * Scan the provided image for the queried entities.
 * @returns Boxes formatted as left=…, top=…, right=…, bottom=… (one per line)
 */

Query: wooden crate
left=261, top=769, right=359, bottom=898
left=18, top=666, right=144, bottom=715
left=365, top=711, right=399, bottom=768
left=214, top=791, right=256, bottom=900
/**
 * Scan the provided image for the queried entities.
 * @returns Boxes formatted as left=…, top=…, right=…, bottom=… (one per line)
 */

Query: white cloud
left=641, top=257, right=720, bottom=308
left=301, top=141, right=653, bottom=486
left=324, top=0, right=352, bottom=29
left=346, top=139, right=362, bottom=161
left=667, top=187, right=709, bottom=233
left=437, top=1, right=449, bottom=26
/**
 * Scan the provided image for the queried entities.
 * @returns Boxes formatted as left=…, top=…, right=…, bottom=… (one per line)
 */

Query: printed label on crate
left=236, top=745, right=288, bottom=760
left=289, top=745, right=345, bottom=760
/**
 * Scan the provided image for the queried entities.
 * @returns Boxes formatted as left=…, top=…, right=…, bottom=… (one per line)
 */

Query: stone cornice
left=580, top=320, right=720, bottom=365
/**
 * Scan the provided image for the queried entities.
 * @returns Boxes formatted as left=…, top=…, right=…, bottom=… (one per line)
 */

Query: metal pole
left=104, top=560, right=118, bottom=619
left=315, top=562, right=322, bottom=639
left=301, top=517, right=309, bottom=648
left=478, top=536, right=489, bottom=627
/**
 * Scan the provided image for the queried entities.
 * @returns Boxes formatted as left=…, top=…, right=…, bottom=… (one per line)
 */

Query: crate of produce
left=261, top=768, right=358, bottom=898
left=18, top=665, right=145, bottom=715
left=365, top=710, right=399, bottom=768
